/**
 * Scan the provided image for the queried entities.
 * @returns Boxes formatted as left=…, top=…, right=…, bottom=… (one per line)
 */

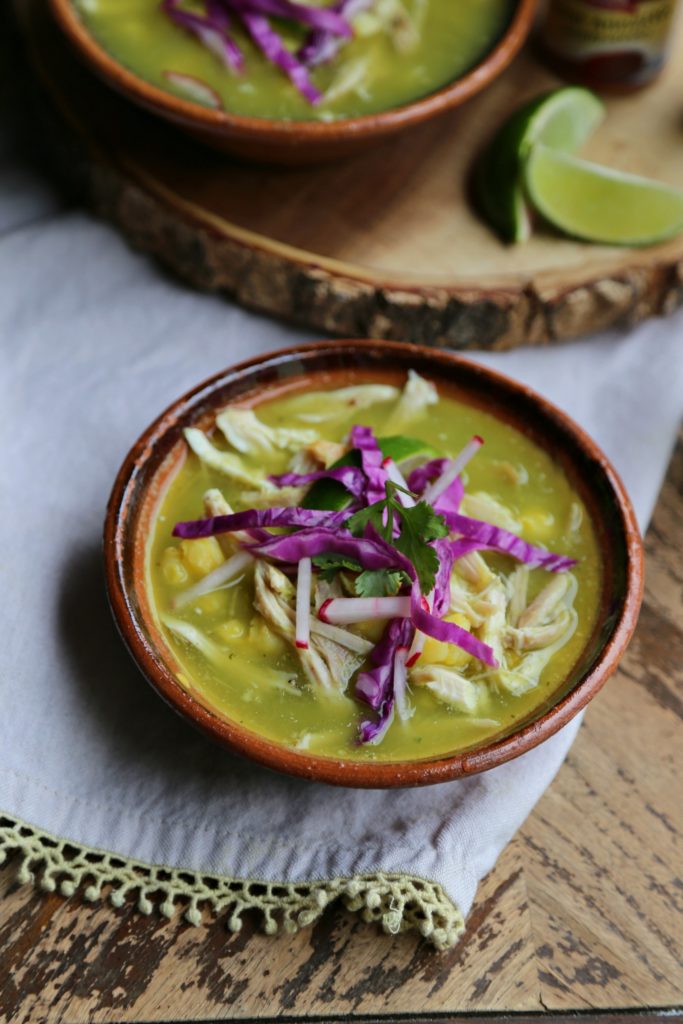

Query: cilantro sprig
left=312, top=553, right=362, bottom=581
left=312, top=484, right=448, bottom=595
left=346, top=482, right=448, bottom=595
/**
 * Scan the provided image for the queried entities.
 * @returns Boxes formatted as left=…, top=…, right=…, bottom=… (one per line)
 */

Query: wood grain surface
left=0, top=428, right=681, bottom=1024
left=17, top=0, right=683, bottom=349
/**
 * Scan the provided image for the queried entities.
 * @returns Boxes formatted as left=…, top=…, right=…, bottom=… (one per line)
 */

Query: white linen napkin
left=2, top=27, right=682, bottom=947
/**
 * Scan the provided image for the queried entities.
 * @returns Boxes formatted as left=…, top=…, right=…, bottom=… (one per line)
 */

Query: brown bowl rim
left=104, top=339, right=644, bottom=788
left=49, top=0, right=536, bottom=143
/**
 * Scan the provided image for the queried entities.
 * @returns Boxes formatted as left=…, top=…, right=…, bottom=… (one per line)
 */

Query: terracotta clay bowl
left=104, top=339, right=643, bottom=788
left=48, top=0, right=536, bottom=164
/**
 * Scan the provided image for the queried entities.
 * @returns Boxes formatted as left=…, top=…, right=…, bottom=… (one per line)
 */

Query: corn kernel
left=249, top=616, right=287, bottom=656
left=352, top=619, right=387, bottom=644
left=214, top=618, right=247, bottom=644
left=354, top=12, right=380, bottom=35
left=161, top=546, right=189, bottom=586
left=420, top=613, right=472, bottom=669
left=196, top=591, right=230, bottom=616
left=179, top=537, right=225, bottom=578
left=520, top=509, right=555, bottom=541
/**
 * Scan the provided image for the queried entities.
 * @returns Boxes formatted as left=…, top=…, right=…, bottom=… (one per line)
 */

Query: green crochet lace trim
left=0, top=815, right=464, bottom=950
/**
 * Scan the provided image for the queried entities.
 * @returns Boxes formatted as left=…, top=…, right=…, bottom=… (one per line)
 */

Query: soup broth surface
left=147, top=379, right=602, bottom=762
left=75, top=0, right=515, bottom=120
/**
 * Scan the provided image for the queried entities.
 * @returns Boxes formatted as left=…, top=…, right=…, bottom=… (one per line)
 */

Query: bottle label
left=543, top=0, right=677, bottom=60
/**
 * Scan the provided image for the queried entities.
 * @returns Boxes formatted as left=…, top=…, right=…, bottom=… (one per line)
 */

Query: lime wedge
left=378, top=435, right=438, bottom=465
left=304, top=435, right=438, bottom=512
left=525, top=144, right=683, bottom=246
left=473, top=87, right=605, bottom=243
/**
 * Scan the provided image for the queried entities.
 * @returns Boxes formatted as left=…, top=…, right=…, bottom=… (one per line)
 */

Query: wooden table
left=1, top=427, right=681, bottom=1023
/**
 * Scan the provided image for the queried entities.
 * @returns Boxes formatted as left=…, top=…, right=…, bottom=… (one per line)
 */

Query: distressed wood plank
left=0, top=845, right=539, bottom=1022
left=523, top=430, right=683, bottom=1012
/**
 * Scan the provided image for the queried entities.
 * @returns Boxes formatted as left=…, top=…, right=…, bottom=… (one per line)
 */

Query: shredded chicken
left=460, top=492, right=522, bottom=533
left=477, top=578, right=507, bottom=671
left=505, top=610, right=573, bottom=653
left=448, top=574, right=500, bottom=628
left=453, top=551, right=495, bottom=590
left=215, top=407, right=316, bottom=455
left=325, top=54, right=371, bottom=102
left=518, top=574, right=572, bottom=628
left=202, top=488, right=244, bottom=556
left=253, top=562, right=364, bottom=692
left=286, top=384, right=399, bottom=423
left=305, top=439, right=348, bottom=468
left=383, top=369, right=438, bottom=434
left=184, top=428, right=274, bottom=491
left=496, top=608, right=578, bottom=695
left=287, top=449, right=319, bottom=476
left=240, top=485, right=308, bottom=509
left=493, top=460, right=529, bottom=487
left=314, top=577, right=344, bottom=609
left=506, top=565, right=529, bottom=628
left=162, top=615, right=294, bottom=689
left=376, top=0, right=419, bottom=52
left=411, top=665, right=481, bottom=712
left=567, top=501, right=583, bottom=534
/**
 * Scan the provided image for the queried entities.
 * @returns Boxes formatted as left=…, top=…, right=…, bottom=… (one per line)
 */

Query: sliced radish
left=393, top=647, right=412, bottom=721
left=309, top=619, right=373, bottom=655
left=163, top=71, right=224, bottom=109
left=172, top=548, right=253, bottom=609
left=318, top=596, right=411, bottom=625
left=405, top=590, right=433, bottom=666
left=295, top=557, right=312, bottom=649
left=382, top=457, right=416, bottom=507
left=422, top=435, right=484, bottom=506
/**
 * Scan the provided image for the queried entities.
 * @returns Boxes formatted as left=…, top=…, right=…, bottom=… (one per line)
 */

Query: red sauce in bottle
left=539, top=0, right=679, bottom=91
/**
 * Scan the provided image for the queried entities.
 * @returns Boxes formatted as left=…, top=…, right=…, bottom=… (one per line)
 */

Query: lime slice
left=525, top=144, right=683, bottom=246
left=473, top=87, right=605, bottom=243
left=304, top=435, right=438, bottom=512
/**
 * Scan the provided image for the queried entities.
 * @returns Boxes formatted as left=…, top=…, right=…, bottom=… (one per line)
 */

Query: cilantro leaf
left=345, top=482, right=449, bottom=595
left=312, top=553, right=362, bottom=582
left=393, top=499, right=448, bottom=593
left=346, top=502, right=392, bottom=541
left=354, top=569, right=407, bottom=598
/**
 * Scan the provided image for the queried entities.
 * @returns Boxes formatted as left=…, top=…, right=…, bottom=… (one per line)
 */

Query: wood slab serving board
left=19, top=0, right=683, bottom=349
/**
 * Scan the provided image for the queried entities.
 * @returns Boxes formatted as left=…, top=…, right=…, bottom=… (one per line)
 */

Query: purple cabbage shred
left=357, top=617, right=413, bottom=745
left=269, top=465, right=366, bottom=498
left=350, top=425, right=388, bottom=505
left=161, top=0, right=358, bottom=104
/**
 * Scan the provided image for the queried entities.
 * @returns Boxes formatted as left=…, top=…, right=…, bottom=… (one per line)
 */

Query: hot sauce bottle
left=539, top=0, right=679, bottom=91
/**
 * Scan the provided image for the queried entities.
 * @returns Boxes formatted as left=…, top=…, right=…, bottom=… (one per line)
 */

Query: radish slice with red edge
left=163, top=71, right=224, bottom=109
left=173, top=549, right=253, bottom=609
left=310, top=619, right=373, bottom=655
left=422, top=436, right=484, bottom=505
left=405, top=591, right=433, bottom=666
left=393, top=647, right=412, bottom=721
left=319, top=595, right=411, bottom=625
left=382, top=457, right=416, bottom=507
left=295, top=557, right=312, bottom=649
